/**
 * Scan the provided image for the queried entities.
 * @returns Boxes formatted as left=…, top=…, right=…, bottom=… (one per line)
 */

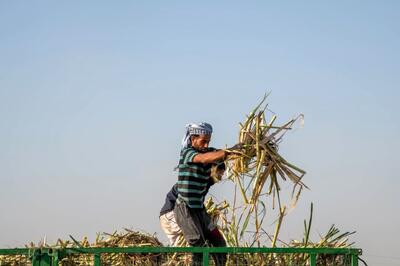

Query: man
left=173, top=122, right=234, bottom=266
left=159, top=163, right=226, bottom=247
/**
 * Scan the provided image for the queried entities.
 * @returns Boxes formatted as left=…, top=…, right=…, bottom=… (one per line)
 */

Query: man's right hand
left=228, top=143, right=245, bottom=151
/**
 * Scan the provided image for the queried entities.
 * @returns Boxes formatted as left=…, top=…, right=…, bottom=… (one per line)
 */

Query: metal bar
left=61, top=246, right=362, bottom=255
left=30, top=249, right=41, bottom=266
left=0, top=247, right=362, bottom=255
left=0, top=246, right=363, bottom=265
left=309, top=253, right=316, bottom=266
left=94, top=254, right=101, bottom=266
left=52, top=250, right=59, bottom=265
left=40, top=251, right=52, bottom=266
left=352, top=253, right=359, bottom=266
left=53, top=256, right=59, bottom=266
left=202, top=250, right=209, bottom=266
left=0, top=248, right=31, bottom=255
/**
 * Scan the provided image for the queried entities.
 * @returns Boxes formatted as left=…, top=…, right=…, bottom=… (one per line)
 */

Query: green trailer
left=0, top=246, right=362, bottom=266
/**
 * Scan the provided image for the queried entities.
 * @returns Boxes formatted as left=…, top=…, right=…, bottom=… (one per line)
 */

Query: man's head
left=190, top=134, right=211, bottom=152
left=182, top=122, right=213, bottom=150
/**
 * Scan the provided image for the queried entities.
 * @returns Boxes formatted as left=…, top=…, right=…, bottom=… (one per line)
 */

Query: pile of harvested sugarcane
left=62, top=229, right=163, bottom=265
left=0, top=254, right=30, bottom=265
left=0, top=229, right=164, bottom=266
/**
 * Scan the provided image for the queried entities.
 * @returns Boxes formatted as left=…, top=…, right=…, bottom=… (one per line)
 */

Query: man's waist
left=176, top=195, right=204, bottom=209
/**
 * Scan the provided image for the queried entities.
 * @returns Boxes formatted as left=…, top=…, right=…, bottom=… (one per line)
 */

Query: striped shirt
left=177, top=147, right=216, bottom=209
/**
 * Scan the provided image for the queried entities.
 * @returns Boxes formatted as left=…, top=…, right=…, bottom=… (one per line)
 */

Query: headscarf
left=181, top=122, right=213, bottom=149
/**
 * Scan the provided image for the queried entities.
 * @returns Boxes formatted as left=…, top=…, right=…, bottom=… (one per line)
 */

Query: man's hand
left=228, top=143, right=245, bottom=151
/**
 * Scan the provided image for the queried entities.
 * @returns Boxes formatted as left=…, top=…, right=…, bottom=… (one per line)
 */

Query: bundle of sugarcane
left=0, top=254, right=30, bottom=266
left=219, top=94, right=307, bottom=247
left=225, top=93, right=307, bottom=208
left=204, top=197, right=229, bottom=224
left=92, top=229, right=163, bottom=248
left=63, top=229, right=164, bottom=265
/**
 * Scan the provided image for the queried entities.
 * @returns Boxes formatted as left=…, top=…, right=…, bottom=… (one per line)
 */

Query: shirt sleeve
left=171, top=183, right=178, bottom=198
left=181, top=147, right=198, bottom=164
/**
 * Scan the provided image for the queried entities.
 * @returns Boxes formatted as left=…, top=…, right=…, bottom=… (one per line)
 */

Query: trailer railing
left=0, top=246, right=362, bottom=266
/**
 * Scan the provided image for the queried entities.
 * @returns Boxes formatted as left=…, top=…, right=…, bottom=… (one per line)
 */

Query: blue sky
left=1, top=1, right=399, bottom=265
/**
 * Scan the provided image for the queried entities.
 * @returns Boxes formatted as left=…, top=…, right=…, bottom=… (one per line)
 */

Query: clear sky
left=1, top=1, right=399, bottom=265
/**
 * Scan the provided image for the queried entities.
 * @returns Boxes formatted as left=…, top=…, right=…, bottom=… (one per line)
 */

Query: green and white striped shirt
left=177, top=147, right=215, bottom=208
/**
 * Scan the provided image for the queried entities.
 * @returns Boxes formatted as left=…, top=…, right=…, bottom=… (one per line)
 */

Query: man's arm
left=192, top=150, right=226, bottom=164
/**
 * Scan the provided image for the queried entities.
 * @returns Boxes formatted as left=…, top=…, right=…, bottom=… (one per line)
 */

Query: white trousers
left=159, top=211, right=182, bottom=246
